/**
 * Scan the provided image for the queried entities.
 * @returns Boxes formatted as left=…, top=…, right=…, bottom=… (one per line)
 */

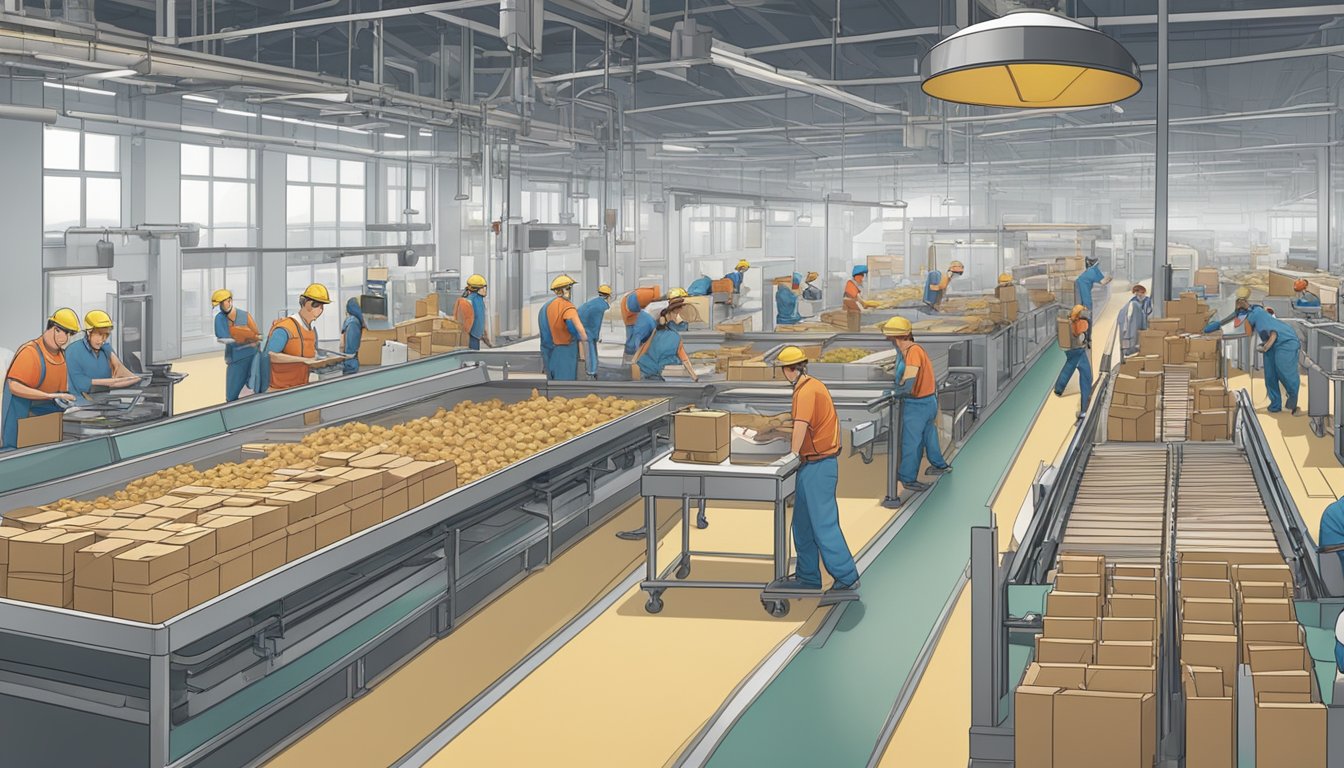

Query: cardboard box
left=1182, top=597, right=1236, bottom=623
left=1102, top=618, right=1157, bottom=642
left=161, top=528, right=216, bottom=566
left=1138, top=330, right=1166, bottom=357
left=303, top=482, right=352, bottom=516
left=1238, top=581, right=1290, bottom=599
left=1096, top=640, right=1155, bottom=667
left=8, top=572, right=72, bottom=607
left=1185, top=694, right=1234, bottom=768
left=1024, top=662, right=1087, bottom=690
left=199, top=516, right=253, bottom=552
left=1055, top=573, right=1103, bottom=594
left=10, top=530, right=95, bottom=575
left=1108, top=594, right=1157, bottom=619
left=314, top=506, right=352, bottom=549
left=1181, top=578, right=1232, bottom=599
left=214, top=546, right=252, bottom=593
left=1044, top=617, right=1099, bottom=641
left=187, top=561, right=219, bottom=607
left=1015, top=685, right=1061, bottom=768
left=1111, top=576, right=1157, bottom=596
left=351, top=498, right=383, bottom=532
left=1059, top=554, right=1106, bottom=574
left=113, top=572, right=188, bottom=624
left=1184, top=620, right=1237, bottom=637
left=1252, top=669, right=1312, bottom=694
left=383, top=484, right=410, bottom=519
left=251, top=530, right=287, bottom=578
left=1163, top=335, right=1189, bottom=365
left=1255, top=700, right=1326, bottom=768
left=16, top=410, right=62, bottom=449
left=1179, top=560, right=1230, bottom=580
left=1189, top=419, right=1228, bottom=442
left=1085, top=665, right=1156, bottom=694
left=236, top=505, right=286, bottom=538
left=286, top=519, right=317, bottom=562
left=1183, top=635, right=1239, bottom=689
left=1246, top=644, right=1310, bottom=673
left=74, top=538, right=139, bottom=589
left=113, top=543, right=188, bottom=586
left=1046, top=591, right=1104, bottom=618
left=1108, top=408, right=1157, bottom=443
left=142, top=507, right=199, bottom=525
left=74, top=585, right=113, bottom=616
left=1113, top=374, right=1162, bottom=397
left=1052, top=690, right=1155, bottom=768
left=1036, top=637, right=1096, bottom=665
left=357, top=337, right=383, bottom=367
left=1240, top=598, right=1295, bottom=623
left=268, top=490, right=316, bottom=523
left=1234, top=563, right=1293, bottom=584
left=1149, top=317, right=1182, bottom=334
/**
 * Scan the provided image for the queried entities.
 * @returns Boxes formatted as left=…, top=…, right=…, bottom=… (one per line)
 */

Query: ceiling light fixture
left=383, top=132, right=406, bottom=139
left=43, top=81, right=115, bottom=97
left=216, top=107, right=256, bottom=117
left=796, top=213, right=812, bottom=225
left=182, top=94, right=219, bottom=104
left=661, top=142, right=699, bottom=152
left=83, top=69, right=137, bottom=79
left=920, top=10, right=1140, bottom=108
left=419, top=129, right=434, bottom=138
left=248, top=92, right=350, bottom=104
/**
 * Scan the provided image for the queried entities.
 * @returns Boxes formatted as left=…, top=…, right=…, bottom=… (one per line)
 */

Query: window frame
left=43, top=127, right=122, bottom=242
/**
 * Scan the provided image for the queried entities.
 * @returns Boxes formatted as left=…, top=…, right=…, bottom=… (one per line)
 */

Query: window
left=180, top=144, right=256, bottom=248
left=385, top=163, right=432, bottom=226
left=43, top=128, right=121, bottom=241
left=521, top=183, right=563, bottom=224
left=46, top=271, right=117, bottom=330
left=287, top=155, right=366, bottom=248
left=179, top=265, right=253, bottom=356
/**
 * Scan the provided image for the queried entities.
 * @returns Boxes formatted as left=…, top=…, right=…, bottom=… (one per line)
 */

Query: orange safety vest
left=454, top=296, right=474, bottom=329
left=621, top=287, right=660, bottom=326
left=546, top=298, right=581, bottom=345
left=268, top=316, right=316, bottom=391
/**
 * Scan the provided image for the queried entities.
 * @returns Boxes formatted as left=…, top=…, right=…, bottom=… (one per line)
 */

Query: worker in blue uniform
left=881, top=316, right=952, bottom=494
left=577, top=284, right=613, bottom=378
left=725, top=259, right=750, bottom=298
left=65, top=310, right=140, bottom=404
left=1246, top=305, right=1301, bottom=414
left=1203, top=287, right=1258, bottom=334
left=1320, top=498, right=1344, bottom=585
left=1119, top=284, right=1153, bottom=356
left=340, top=297, right=365, bottom=375
left=632, top=298, right=699, bottom=382
left=1074, top=256, right=1112, bottom=313
left=453, top=274, right=490, bottom=350
left=1294, top=279, right=1322, bottom=310
left=211, top=288, right=260, bottom=402
left=775, top=273, right=804, bottom=326
left=538, top=275, right=589, bottom=381
left=687, top=276, right=713, bottom=296
left=623, top=308, right=656, bottom=364
left=1054, top=304, right=1094, bottom=420
left=2, top=309, right=79, bottom=451
left=923, top=260, right=965, bottom=309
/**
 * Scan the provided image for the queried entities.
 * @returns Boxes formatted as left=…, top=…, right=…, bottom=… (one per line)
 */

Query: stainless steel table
left=638, top=450, right=800, bottom=617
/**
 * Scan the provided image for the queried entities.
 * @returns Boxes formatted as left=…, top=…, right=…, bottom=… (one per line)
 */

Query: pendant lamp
left=920, top=11, right=1140, bottom=109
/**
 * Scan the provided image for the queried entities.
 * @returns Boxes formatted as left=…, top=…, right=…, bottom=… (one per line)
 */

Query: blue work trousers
left=898, top=394, right=948, bottom=484
left=586, top=339, right=599, bottom=376
left=792, top=455, right=860, bottom=588
left=1264, top=340, right=1300, bottom=412
left=468, top=335, right=481, bottom=351
left=547, top=343, right=579, bottom=381
left=226, top=359, right=252, bottom=402
left=1055, top=348, right=1094, bottom=412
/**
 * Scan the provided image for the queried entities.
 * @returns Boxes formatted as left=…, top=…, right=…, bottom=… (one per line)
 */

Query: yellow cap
left=1235, top=286, right=1252, bottom=300
left=667, top=287, right=689, bottom=299
left=774, top=346, right=808, bottom=366
left=83, top=310, right=114, bottom=331
left=550, top=275, right=577, bottom=291
left=210, top=288, right=233, bottom=307
left=998, top=273, right=1013, bottom=285
left=598, top=284, right=613, bottom=297
left=49, top=308, right=80, bottom=334
left=1070, top=304, right=1088, bottom=319
left=949, top=260, right=965, bottom=274
left=881, top=316, right=913, bottom=336
left=301, top=283, right=332, bottom=304
left=736, top=259, right=751, bottom=271
left=806, top=271, right=819, bottom=282
left=466, top=274, right=487, bottom=289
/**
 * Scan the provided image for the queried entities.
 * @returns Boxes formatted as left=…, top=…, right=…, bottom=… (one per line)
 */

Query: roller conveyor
left=1162, top=366, right=1191, bottom=442
left=1058, top=444, right=1169, bottom=565
left=1175, top=443, right=1281, bottom=556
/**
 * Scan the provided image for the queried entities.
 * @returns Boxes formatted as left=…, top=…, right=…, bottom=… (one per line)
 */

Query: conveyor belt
left=1175, top=443, right=1281, bottom=556
left=1162, top=366, right=1190, bottom=442
left=1059, top=444, right=1169, bottom=564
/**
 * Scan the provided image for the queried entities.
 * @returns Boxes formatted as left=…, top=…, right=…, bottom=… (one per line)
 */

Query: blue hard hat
left=853, top=264, right=869, bottom=277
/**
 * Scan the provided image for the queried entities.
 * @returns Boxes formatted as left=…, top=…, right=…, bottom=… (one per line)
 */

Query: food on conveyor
left=817, top=347, right=871, bottom=364
left=868, top=286, right=924, bottom=309
left=1224, top=269, right=1269, bottom=293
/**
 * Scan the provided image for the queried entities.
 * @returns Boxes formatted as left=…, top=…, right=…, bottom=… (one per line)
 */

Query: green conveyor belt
left=705, top=345, right=1062, bottom=768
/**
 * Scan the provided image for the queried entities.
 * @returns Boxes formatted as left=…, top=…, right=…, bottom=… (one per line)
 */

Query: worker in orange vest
left=264, top=283, right=331, bottom=391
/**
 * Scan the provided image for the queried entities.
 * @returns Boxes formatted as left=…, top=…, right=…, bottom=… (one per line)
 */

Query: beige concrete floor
left=171, top=352, right=231, bottom=414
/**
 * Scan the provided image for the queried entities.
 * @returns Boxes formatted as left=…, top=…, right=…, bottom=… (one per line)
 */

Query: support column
left=1153, top=0, right=1169, bottom=315
left=1319, top=145, right=1330, bottom=271
left=0, top=119, right=43, bottom=356
left=157, top=0, right=176, bottom=39
left=257, top=149, right=288, bottom=324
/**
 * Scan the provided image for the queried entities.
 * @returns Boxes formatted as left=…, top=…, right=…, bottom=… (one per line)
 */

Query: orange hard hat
left=1294, top=279, right=1309, bottom=292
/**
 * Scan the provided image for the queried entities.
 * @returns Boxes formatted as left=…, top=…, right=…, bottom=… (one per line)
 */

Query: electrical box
left=512, top=223, right=580, bottom=252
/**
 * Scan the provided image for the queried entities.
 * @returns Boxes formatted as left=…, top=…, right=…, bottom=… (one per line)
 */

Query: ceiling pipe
left=158, top=0, right=499, bottom=45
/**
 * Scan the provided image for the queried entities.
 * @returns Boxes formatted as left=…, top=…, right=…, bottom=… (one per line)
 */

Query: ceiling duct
left=670, top=19, right=712, bottom=62
left=501, top=0, right=545, bottom=56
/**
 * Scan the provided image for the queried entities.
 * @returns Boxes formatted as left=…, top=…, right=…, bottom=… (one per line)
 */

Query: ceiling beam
left=157, top=0, right=498, bottom=45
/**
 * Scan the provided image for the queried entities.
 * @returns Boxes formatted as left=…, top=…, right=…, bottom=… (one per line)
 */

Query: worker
left=724, top=259, right=750, bottom=300
left=1074, top=256, right=1112, bottom=313
left=844, top=265, right=879, bottom=312
left=1320, top=497, right=1344, bottom=584
left=621, top=285, right=662, bottom=352
left=340, top=297, right=365, bottom=375
left=577, top=284, right=613, bottom=378
left=664, top=288, right=691, bottom=331
left=65, top=310, right=140, bottom=404
left=2, top=309, right=78, bottom=451
left=1054, top=304, right=1094, bottom=419
left=1245, top=305, right=1301, bottom=415
left=1294, top=278, right=1321, bottom=310
left=632, top=297, right=698, bottom=382
left=211, top=289, right=260, bottom=402
left=454, top=274, right=490, bottom=350
left=264, top=283, right=330, bottom=392
left=881, top=316, right=952, bottom=493
left=923, top=260, right=965, bottom=309
left=776, top=273, right=804, bottom=326
left=539, top=275, right=589, bottom=381
left=1120, top=284, right=1153, bottom=356
left=801, top=271, right=823, bottom=301
left=687, top=275, right=713, bottom=296
left=1203, top=287, right=1258, bottom=334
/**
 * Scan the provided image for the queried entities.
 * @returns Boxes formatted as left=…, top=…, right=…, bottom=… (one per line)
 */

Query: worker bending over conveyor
left=843, top=265, right=878, bottom=312
left=2, top=309, right=78, bottom=451
left=1054, top=304, right=1094, bottom=420
left=1074, top=256, right=1112, bottom=314
left=621, top=285, right=662, bottom=355
left=539, top=275, right=589, bottom=382
left=1245, top=305, right=1301, bottom=415
left=923, top=260, right=965, bottom=309
left=212, top=288, right=260, bottom=402
left=577, top=284, right=613, bottom=378
left=725, top=259, right=750, bottom=303
left=631, top=297, right=698, bottom=382
left=66, top=310, right=141, bottom=404
left=776, top=273, right=804, bottom=326
left=454, top=274, right=491, bottom=350
left=881, top=316, right=952, bottom=494
left=1294, top=279, right=1321, bottom=311
left=1203, top=287, right=1258, bottom=334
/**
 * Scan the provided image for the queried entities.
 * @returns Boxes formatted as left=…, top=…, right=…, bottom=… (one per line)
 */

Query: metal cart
left=638, top=450, right=800, bottom=617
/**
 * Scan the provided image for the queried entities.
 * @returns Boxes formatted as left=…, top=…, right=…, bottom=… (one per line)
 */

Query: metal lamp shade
left=920, top=11, right=1140, bottom=108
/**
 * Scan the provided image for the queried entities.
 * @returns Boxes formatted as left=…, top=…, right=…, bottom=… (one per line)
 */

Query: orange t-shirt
left=903, top=343, right=937, bottom=399
left=844, top=280, right=861, bottom=300
left=6, top=340, right=66, bottom=395
left=545, top=298, right=583, bottom=345
left=791, top=375, right=840, bottom=461
left=454, top=296, right=475, bottom=330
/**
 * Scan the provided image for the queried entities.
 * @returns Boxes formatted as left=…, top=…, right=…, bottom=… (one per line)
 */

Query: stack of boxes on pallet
left=1016, top=553, right=1159, bottom=768
left=1187, top=377, right=1235, bottom=442
left=359, top=292, right=466, bottom=366
left=985, top=281, right=1020, bottom=324
left=1109, top=371, right=1161, bottom=442
left=0, top=447, right=457, bottom=623
left=1117, top=293, right=1227, bottom=444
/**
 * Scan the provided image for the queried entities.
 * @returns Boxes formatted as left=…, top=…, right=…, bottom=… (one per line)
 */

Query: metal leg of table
left=644, top=496, right=657, bottom=582
left=696, top=497, right=709, bottom=529
left=149, top=652, right=170, bottom=767
left=773, top=493, right=788, bottom=581
left=677, top=496, right=692, bottom=579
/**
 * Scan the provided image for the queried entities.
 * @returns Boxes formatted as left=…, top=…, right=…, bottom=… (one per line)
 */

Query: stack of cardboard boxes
left=716, top=316, right=754, bottom=335
left=672, top=410, right=730, bottom=464
left=985, top=281, right=1020, bottom=324
left=1188, top=379, right=1234, bottom=442
left=0, top=448, right=458, bottom=623
left=1016, top=553, right=1159, bottom=768
left=820, top=310, right=861, bottom=333
left=1109, top=374, right=1162, bottom=442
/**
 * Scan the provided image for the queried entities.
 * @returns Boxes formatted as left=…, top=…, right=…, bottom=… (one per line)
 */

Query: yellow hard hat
left=949, top=260, right=965, bottom=274
left=736, top=259, right=751, bottom=271
left=881, top=316, right=914, bottom=336
left=668, top=287, right=689, bottom=299
left=774, top=346, right=808, bottom=366
left=466, top=274, right=487, bottom=289
left=598, top=284, right=613, bottom=297
left=1070, top=304, right=1088, bottom=319
left=301, top=283, right=332, bottom=304
left=83, top=310, right=114, bottom=331
left=210, top=289, right=233, bottom=307
left=49, top=308, right=80, bottom=334
left=1235, top=286, right=1252, bottom=300
left=550, top=275, right=577, bottom=291
left=998, top=273, right=1013, bottom=284
left=806, top=271, right=819, bottom=282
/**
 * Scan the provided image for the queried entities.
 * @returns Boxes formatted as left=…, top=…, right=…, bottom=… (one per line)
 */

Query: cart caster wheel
left=763, top=599, right=790, bottom=618
left=696, top=514, right=709, bottom=529
left=675, top=562, right=691, bottom=580
left=645, top=595, right=664, bottom=614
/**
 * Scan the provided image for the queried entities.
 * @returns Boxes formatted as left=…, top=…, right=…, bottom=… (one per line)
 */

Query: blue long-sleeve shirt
left=776, top=285, right=802, bottom=325
left=467, top=292, right=487, bottom=340
left=214, top=309, right=258, bottom=366
left=1075, top=264, right=1104, bottom=306
left=577, top=298, right=609, bottom=342
left=624, top=311, right=656, bottom=355
left=65, top=337, right=115, bottom=403
left=725, top=271, right=743, bottom=292
left=1246, top=306, right=1299, bottom=348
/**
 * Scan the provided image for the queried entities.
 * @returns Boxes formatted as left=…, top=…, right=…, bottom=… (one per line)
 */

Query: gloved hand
left=1202, top=321, right=1220, bottom=334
